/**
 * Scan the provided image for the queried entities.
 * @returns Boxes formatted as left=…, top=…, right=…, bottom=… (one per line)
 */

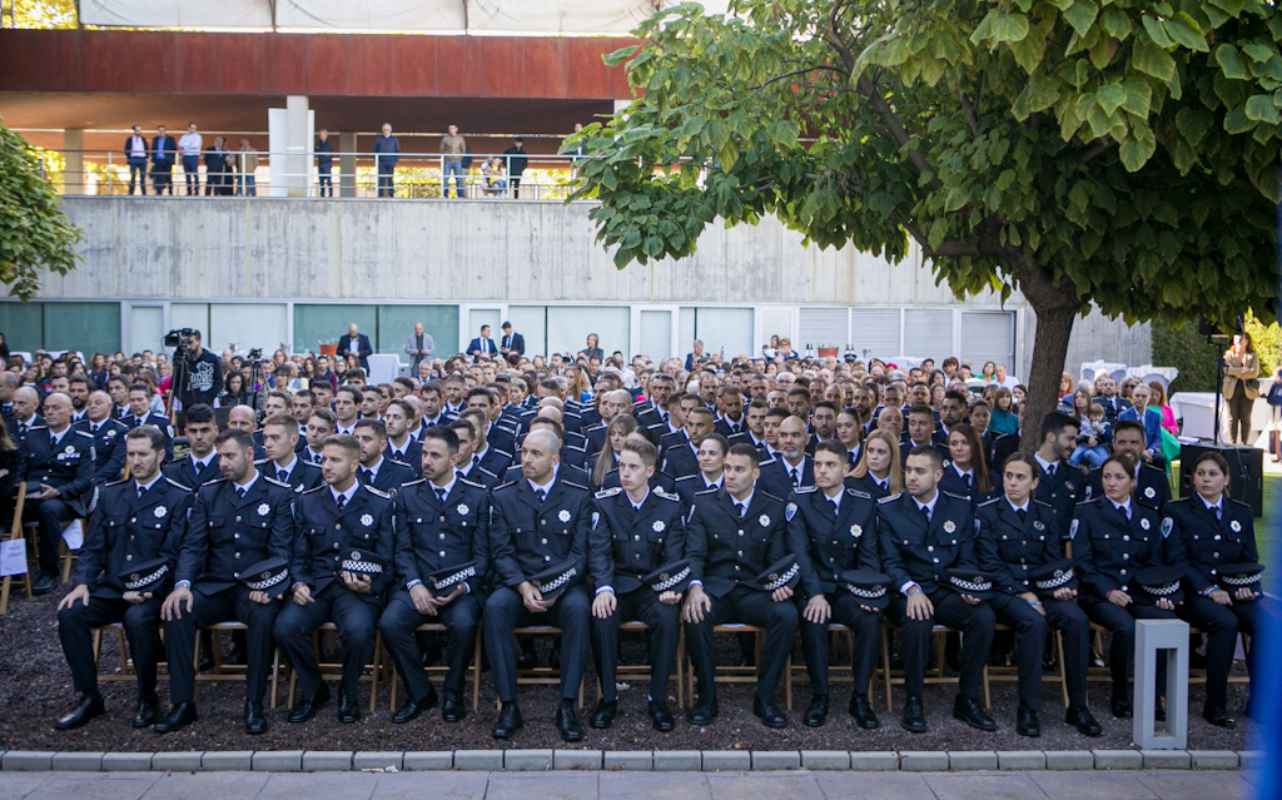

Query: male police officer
left=53, top=426, right=192, bottom=730
left=589, top=438, right=686, bottom=731
left=1088, top=420, right=1170, bottom=512
left=379, top=426, right=489, bottom=724
left=353, top=419, right=417, bottom=494
left=162, top=404, right=221, bottom=490
left=122, top=382, right=175, bottom=457
left=159, top=430, right=294, bottom=734
left=683, top=444, right=797, bottom=728
left=484, top=428, right=593, bottom=742
left=788, top=441, right=882, bottom=728
left=74, top=390, right=129, bottom=484
left=275, top=434, right=396, bottom=724
left=878, top=445, right=996, bottom=734
left=258, top=414, right=323, bottom=493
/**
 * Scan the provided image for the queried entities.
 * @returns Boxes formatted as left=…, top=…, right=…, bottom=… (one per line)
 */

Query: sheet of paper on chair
left=0, top=539, right=28, bottom=577
left=62, top=520, right=84, bottom=550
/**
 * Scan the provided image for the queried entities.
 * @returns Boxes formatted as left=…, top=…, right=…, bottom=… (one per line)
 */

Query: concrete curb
left=0, top=748, right=1256, bottom=772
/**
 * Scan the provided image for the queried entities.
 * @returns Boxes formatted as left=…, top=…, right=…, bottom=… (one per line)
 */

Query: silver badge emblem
left=457, top=503, right=469, bottom=515
left=1231, top=520, right=1242, bottom=532
left=1144, top=486, right=1156, bottom=499
left=558, top=509, right=571, bottom=523
left=653, top=520, right=665, bottom=533
left=943, top=520, right=956, bottom=533
left=759, top=514, right=771, bottom=527
left=1140, top=518, right=1150, bottom=531
left=360, top=513, right=374, bottom=526
left=258, top=503, right=270, bottom=516
left=850, top=524, right=862, bottom=537
left=1033, top=520, right=1045, bottom=531
left=154, top=506, right=167, bottom=518
left=64, top=445, right=76, bottom=455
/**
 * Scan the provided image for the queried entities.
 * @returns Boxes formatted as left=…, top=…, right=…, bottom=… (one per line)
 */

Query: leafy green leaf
left=1175, top=106, right=1215, bottom=146
left=1097, top=82, right=1128, bottom=116
left=991, top=12, right=1031, bottom=43
left=1224, top=108, right=1256, bottom=133
left=1132, top=33, right=1178, bottom=83
left=1241, top=42, right=1275, bottom=64
left=1216, top=44, right=1250, bottom=80
left=1063, top=0, right=1100, bottom=38
left=604, top=45, right=640, bottom=66
left=1141, top=15, right=1174, bottom=49
left=1244, top=93, right=1281, bottom=123
left=1163, top=13, right=1209, bottom=53
left=1101, top=8, right=1133, bottom=40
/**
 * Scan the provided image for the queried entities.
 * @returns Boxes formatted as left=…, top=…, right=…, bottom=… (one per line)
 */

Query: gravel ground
left=0, top=589, right=1251, bottom=753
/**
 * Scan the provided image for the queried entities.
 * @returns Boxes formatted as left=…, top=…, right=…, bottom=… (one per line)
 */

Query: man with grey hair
left=0, top=371, right=20, bottom=435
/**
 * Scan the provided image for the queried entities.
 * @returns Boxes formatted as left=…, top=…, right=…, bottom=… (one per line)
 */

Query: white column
left=63, top=128, right=85, bottom=195
left=285, top=95, right=310, bottom=198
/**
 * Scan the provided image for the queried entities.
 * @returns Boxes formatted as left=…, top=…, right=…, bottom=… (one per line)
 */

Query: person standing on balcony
left=124, top=124, right=149, bottom=195
left=373, top=123, right=400, bottom=198
left=440, top=124, right=467, bottom=199
left=178, top=122, right=203, bottom=196
left=150, top=125, right=176, bottom=195
left=503, top=137, right=529, bottom=199
left=315, top=129, right=334, bottom=197
left=237, top=139, right=258, bottom=197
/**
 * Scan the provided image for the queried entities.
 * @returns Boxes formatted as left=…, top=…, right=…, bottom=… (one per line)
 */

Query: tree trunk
left=1012, top=263, right=1082, bottom=455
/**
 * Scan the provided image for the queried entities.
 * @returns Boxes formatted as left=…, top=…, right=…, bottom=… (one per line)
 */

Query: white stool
left=1134, top=619, right=1189, bottom=749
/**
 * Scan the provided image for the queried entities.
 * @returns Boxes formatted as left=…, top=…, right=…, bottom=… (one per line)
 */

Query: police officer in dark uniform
left=19, top=391, right=96, bottom=595
left=123, top=382, right=175, bottom=458
left=1164, top=450, right=1262, bottom=727
left=353, top=419, right=417, bottom=494
left=877, top=445, right=996, bottom=734
left=1072, top=451, right=1176, bottom=719
left=383, top=399, right=423, bottom=476
left=483, top=428, right=593, bottom=742
left=588, top=437, right=686, bottom=731
left=759, top=415, right=815, bottom=496
left=672, top=434, right=727, bottom=510
left=379, top=426, right=489, bottom=724
left=159, top=430, right=294, bottom=734
left=683, top=443, right=798, bottom=729
left=74, top=390, right=129, bottom=484
left=660, top=406, right=714, bottom=480
left=787, top=440, right=882, bottom=728
left=162, top=404, right=220, bottom=490
left=1087, top=420, right=1169, bottom=512
left=1029, top=413, right=1087, bottom=533
left=53, top=425, right=192, bottom=730
left=976, top=453, right=1102, bottom=738
left=258, top=413, right=323, bottom=493
left=274, top=434, right=396, bottom=724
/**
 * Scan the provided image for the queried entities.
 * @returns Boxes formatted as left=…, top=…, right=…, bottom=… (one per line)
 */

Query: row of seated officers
left=46, top=408, right=1265, bottom=744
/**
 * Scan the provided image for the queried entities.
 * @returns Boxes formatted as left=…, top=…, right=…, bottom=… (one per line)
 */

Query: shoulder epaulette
left=459, top=476, right=486, bottom=490
left=759, top=490, right=784, bottom=503
left=758, top=457, right=777, bottom=468
left=1076, top=496, right=1100, bottom=506
left=362, top=484, right=391, bottom=499
left=585, top=423, right=606, bottom=432
left=201, top=477, right=227, bottom=487
left=401, top=478, right=425, bottom=488
left=254, top=458, right=269, bottom=466
left=103, top=477, right=129, bottom=487
left=940, top=490, right=969, bottom=502
left=695, top=486, right=719, bottom=496
left=562, top=480, right=589, bottom=491
left=493, top=480, right=518, bottom=492
left=674, top=474, right=697, bottom=483
left=654, top=487, right=680, bottom=501
left=494, top=448, right=513, bottom=458
left=595, top=487, right=622, bottom=499
left=73, top=430, right=94, bottom=439
left=566, top=444, right=588, bottom=453
left=1032, top=499, right=1054, bottom=509
left=794, top=485, right=817, bottom=494
left=165, top=476, right=193, bottom=491
left=388, top=458, right=413, bottom=469
left=878, top=492, right=902, bottom=504
left=976, top=496, right=1000, bottom=508
left=1228, top=497, right=1252, bottom=510
left=29, top=424, right=48, bottom=431
left=263, top=476, right=290, bottom=489
left=846, top=487, right=872, bottom=500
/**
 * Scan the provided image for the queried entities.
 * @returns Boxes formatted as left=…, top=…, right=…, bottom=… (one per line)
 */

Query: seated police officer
left=1030, top=412, right=1087, bottom=534
left=274, top=434, right=396, bottom=724
left=159, top=430, right=294, bottom=734
left=787, top=440, right=882, bottom=729
left=162, top=403, right=220, bottom=490
left=1163, top=450, right=1264, bottom=727
left=759, top=415, right=815, bottom=496
left=484, top=428, right=593, bottom=742
left=877, top=445, right=996, bottom=734
left=54, top=425, right=193, bottom=730
left=683, top=443, right=798, bottom=729
left=20, top=391, right=96, bottom=595
left=73, top=390, right=129, bottom=484
left=258, top=413, right=323, bottom=493
left=379, top=426, right=489, bottom=724
left=976, top=453, right=1102, bottom=737
left=1072, top=452, right=1176, bottom=719
left=123, top=382, right=175, bottom=457
left=588, top=437, right=686, bottom=731
left=353, top=419, right=417, bottom=494
left=1088, top=420, right=1170, bottom=513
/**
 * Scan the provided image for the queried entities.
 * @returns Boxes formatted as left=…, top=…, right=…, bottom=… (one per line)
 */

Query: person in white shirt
left=178, top=122, right=203, bottom=196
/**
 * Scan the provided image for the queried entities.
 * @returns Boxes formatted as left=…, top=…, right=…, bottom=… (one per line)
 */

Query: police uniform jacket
left=759, top=455, right=814, bottom=497
left=73, top=417, right=128, bottom=484
left=19, top=425, right=96, bottom=515
left=257, top=457, right=323, bottom=494
left=876, top=490, right=978, bottom=596
left=976, top=496, right=1064, bottom=595
left=1033, top=460, right=1086, bottom=536
left=1087, top=461, right=1170, bottom=512
left=588, top=486, right=685, bottom=594
left=501, top=462, right=590, bottom=488
left=486, top=425, right=517, bottom=457
left=359, top=458, right=417, bottom=495
left=473, top=446, right=513, bottom=479
left=938, top=462, right=994, bottom=505
left=76, top=476, right=193, bottom=598
left=1162, top=495, right=1256, bottom=594
left=394, top=477, right=490, bottom=595
left=122, top=412, right=175, bottom=457
left=177, top=475, right=294, bottom=594
left=291, top=483, right=397, bottom=596
left=488, top=472, right=592, bottom=589
left=384, top=438, right=423, bottom=475
left=163, top=453, right=222, bottom=491
left=674, top=473, right=723, bottom=510
left=660, top=440, right=700, bottom=480
left=685, top=485, right=788, bottom=598
left=584, top=423, right=607, bottom=456
left=845, top=473, right=892, bottom=500
left=1070, top=496, right=1165, bottom=600
left=786, top=485, right=878, bottom=598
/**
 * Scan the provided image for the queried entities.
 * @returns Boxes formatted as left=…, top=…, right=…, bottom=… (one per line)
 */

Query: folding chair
left=502, top=625, right=585, bottom=709
left=386, top=622, right=483, bottom=713
left=594, top=620, right=686, bottom=708
left=193, top=621, right=284, bottom=709
left=878, top=624, right=973, bottom=712
left=685, top=623, right=792, bottom=710
left=0, top=483, right=31, bottom=615
left=982, top=624, right=1070, bottom=709
left=285, top=623, right=384, bottom=712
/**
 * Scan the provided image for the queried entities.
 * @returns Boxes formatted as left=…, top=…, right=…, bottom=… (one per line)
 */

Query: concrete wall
left=40, top=196, right=1149, bottom=372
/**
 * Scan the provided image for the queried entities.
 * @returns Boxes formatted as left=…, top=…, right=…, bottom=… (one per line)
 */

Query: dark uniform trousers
left=887, top=589, right=994, bottom=702
left=484, top=585, right=591, bottom=703
left=58, top=597, right=163, bottom=699
left=1080, top=599, right=1176, bottom=698
left=591, top=588, right=680, bottom=703
left=686, top=585, right=798, bottom=706
left=31, top=499, right=77, bottom=575
left=987, top=595, right=1091, bottom=711
left=799, top=592, right=879, bottom=699
left=379, top=590, right=481, bottom=699
left=1180, top=596, right=1265, bottom=713
left=164, top=587, right=280, bottom=706
left=274, top=583, right=381, bottom=702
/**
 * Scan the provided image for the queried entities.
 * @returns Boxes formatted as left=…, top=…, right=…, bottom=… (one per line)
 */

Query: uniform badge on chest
left=850, top=524, right=862, bottom=538
left=558, top=509, right=571, bottom=523
left=1231, top=520, right=1242, bottom=533
left=758, top=514, right=771, bottom=527
left=653, top=520, right=666, bottom=532
left=154, top=506, right=167, bottom=518
left=361, top=513, right=374, bottom=526
left=457, top=503, right=469, bottom=515
left=258, top=503, right=270, bottom=516
left=943, top=520, right=956, bottom=533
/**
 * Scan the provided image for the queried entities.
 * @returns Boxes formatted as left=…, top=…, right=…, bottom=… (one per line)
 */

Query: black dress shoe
left=849, top=694, right=880, bottom=730
left=556, top=700, right=585, bottom=742
left=130, top=697, right=159, bottom=729
left=648, top=700, right=675, bottom=732
left=1066, top=705, right=1103, bottom=737
left=244, top=702, right=268, bottom=735
left=31, top=571, right=56, bottom=596
left=952, top=696, right=997, bottom=732
left=803, top=695, right=829, bottom=728
left=1015, top=705, right=1040, bottom=738
left=686, top=700, right=719, bottom=726
left=589, top=699, right=617, bottom=729
left=900, top=695, right=927, bottom=733
left=493, top=702, right=524, bottom=739
left=393, top=687, right=438, bottom=724
left=54, top=693, right=105, bottom=731
left=752, top=696, right=788, bottom=729
left=153, top=702, right=198, bottom=734
left=1110, top=696, right=1132, bottom=719
left=288, top=683, right=330, bottom=724
left=337, top=692, right=360, bottom=724
left=1203, top=709, right=1236, bottom=728
left=441, top=691, right=465, bottom=723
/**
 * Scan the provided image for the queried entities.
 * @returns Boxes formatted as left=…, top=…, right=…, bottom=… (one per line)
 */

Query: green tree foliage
left=0, top=119, right=81, bottom=300
left=568, top=0, right=1280, bottom=442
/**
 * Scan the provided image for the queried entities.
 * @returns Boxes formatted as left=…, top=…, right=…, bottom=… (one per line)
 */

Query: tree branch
left=752, top=65, right=846, bottom=91
left=854, top=74, right=934, bottom=179
left=956, top=87, right=979, bottom=137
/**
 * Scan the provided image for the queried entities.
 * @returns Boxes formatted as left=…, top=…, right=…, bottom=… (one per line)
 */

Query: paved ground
left=0, top=770, right=1258, bottom=800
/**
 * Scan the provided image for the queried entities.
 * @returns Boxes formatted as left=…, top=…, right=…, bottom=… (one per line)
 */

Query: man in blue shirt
left=373, top=123, right=400, bottom=198
left=151, top=125, right=176, bottom=195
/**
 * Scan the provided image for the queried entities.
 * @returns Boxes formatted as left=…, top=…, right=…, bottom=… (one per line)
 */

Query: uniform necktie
left=435, top=487, right=447, bottom=504
left=313, top=452, right=323, bottom=464
left=963, top=473, right=972, bottom=490
left=235, top=486, right=246, bottom=499
left=1016, top=508, right=1027, bottom=525
left=137, top=484, right=146, bottom=500
left=1215, top=505, right=1222, bottom=521
left=1047, top=463, right=1057, bottom=476
left=91, top=423, right=100, bottom=434
left=358, top=467, right=373, bottom=484
left=919, top=504, right=931, bottom=523
left=277, top=469, right=289, bottom=482
left=735, top=501, right=747, bottom=518
left=336, top=494, right=347, bottom=511
left=534, top=489, right=547, bottom=504
left=791, top=466, right=801, bottom=486
left=830, top=498, right=840, bottom=516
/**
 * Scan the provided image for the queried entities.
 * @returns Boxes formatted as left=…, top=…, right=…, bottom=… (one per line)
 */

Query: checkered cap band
left=1222, top=572, right=1260, bottom=587
left=1141, top=580, right=1180, bottom=597
left=1035, top=569, right=1074, bottom=591
left=433, top=564, right=477, bottom=589
left=949, top=575, right=992, bottom=593
left=123, top=564, right=168, bottom=590
left=340, top=559, right=384, bottom=575
left=653, top=566, right=691, bottom=592
left=762, top=562, right=799, bottom=591
left=246, top=569, right=288, bottom=591
left=538, top=566, right=578, bottom=595
left=846, top=583, right=887, bottom=600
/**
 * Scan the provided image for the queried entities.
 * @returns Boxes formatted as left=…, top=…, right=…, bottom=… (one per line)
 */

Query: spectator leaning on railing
left=441, top=123, right=467, bottom=199
left=373, top=123, right=401, bottom=199
left=178, top=122, right=203, bottom=196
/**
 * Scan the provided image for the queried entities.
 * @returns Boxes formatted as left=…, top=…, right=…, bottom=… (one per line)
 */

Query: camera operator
left=171, top=330, right=222, bottom=411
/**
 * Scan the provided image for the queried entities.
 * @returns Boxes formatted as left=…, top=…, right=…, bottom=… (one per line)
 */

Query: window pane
left=695, top=307, right=753, bottom=359
left=850, top=308, right=900, bottom=361
left=44, top=302, right=120, bottom=358
left=903, top=308, right=953, bottom=359
left=377, top=305, right=460, bottom=357
left=547, top=306, right=628, bottom=359
left=293, top=304, right=376, bottom=354
left=506, top=306, right=546, bottom=356
left=211, top=304, right=287, bottom=355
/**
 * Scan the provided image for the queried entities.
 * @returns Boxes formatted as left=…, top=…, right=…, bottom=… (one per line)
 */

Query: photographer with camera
left=168, top=329, right=222, bottom=416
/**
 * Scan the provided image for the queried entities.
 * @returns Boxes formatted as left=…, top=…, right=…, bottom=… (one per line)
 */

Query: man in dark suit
left=124, top=124, right=150, bottom=195
left=336, top=323, right=373, bottom=373
left=150, top=125, right=176, bottom=195
left=373, top=122, right=401, bottom=198
left=500, top=321, right=525, bottom=357
left=467, top=325, right=499, bottom=359
left=315, top=129, right=334, bottom=198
